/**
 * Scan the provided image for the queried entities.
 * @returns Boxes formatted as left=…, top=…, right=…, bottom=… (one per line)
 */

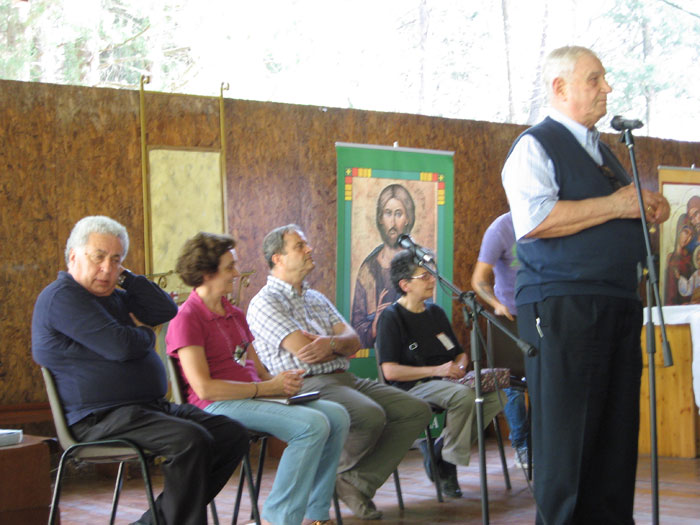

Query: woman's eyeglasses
left=410, top=272, right=434, bottom=281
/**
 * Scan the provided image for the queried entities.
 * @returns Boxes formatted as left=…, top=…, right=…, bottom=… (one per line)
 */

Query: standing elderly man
left=32, top=215, right=248, bottom=525
left=352, top=183, right=416, bottom=348
left=502, top=46, right=669, bottom=524
left=247, top=224, right=431, bottom=520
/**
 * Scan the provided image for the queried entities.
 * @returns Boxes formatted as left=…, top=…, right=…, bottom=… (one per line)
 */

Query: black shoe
left=418, top=438, right=443, bottom=482
left=438, top=461, right=463, bottom=498
left=439, top=475, right=463, bottom=498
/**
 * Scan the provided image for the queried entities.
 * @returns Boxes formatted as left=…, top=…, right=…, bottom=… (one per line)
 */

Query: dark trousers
left=72, top=398, right=248, bottom=525
left=518, top=295, right=642, bottom=525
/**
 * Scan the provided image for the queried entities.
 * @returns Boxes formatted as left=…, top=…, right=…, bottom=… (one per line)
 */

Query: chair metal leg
left=108, top=461, right=126, bottom=524
left=48, top=450, right=71, bottom=525
left=527, top=406, right=533, bottom=480
left=392, top=469, right=404, bottom=510
left=242, top=452, right=262, bottom=525
left=132, top=446, right=160, bottom=525
left=232, top=464, right=246, bottom=524
left=333, top=490, right=343, bottom=525
left=492, top=416, right=512, bottom=490
left=425, top=429, right=444, bottom=502
left=50, top=443, right=159, bottom=525
left=250, top=437, right=268, bottom=520
left=210, top=499, right=220, bottom=525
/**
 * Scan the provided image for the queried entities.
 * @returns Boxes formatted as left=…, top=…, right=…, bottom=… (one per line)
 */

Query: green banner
left=335, top=142, right=455, bottom=362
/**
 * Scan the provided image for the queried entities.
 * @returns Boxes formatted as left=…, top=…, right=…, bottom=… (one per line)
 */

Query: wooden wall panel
left=144, top=93, right=220, bottom=149
left=1, top=78, right=699, bottom=414
left=0, top=82, right=145, bottom=406
left=53, top=85, right=143, bottom=269
left=0, top=81, right=59, bottom=404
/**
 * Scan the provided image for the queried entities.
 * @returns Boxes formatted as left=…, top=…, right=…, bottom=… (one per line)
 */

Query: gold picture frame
left=658, top=166, right=700, bottom=306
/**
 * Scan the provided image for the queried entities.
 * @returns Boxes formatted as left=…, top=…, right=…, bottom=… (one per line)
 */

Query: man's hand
left=527, top=186, right=671, bottom=240
left=493, top=301, right=514, bottom=321
left=129, top=312, right=149, bottom=328
left=644, top=191, right=670, bottom=224
left=296, top=331, right=334, bottom=363
left=611, top=185, right=670, bottom=223
left=472, top=261, right=515, bottom=320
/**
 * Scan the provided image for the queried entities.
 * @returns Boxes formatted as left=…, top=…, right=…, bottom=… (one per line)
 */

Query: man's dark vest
left=513, top=117, right=645, bottom=305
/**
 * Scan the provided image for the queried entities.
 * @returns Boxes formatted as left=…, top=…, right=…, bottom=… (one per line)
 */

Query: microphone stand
left=418, top=260, right=536, bottom=525
left=619, top=127, right=673, bottom=525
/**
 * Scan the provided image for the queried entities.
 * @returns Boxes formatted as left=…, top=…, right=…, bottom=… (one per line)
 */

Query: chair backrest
left=42, top=367, right=159, bottom=464
left=41, top=366, right=79, bottom=450
left=486, top=319, right=526, bottom=380
left=166, top=355, right=186, bottom=405
left=372, top=344, right=387, bottom=385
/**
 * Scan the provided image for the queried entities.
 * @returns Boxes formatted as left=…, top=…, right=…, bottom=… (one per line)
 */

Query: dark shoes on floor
left=438, top=460, right=463, bottom=498
left=514, top=445, right=531, bottom=469
left=335, top=476, right=383, bottom=520
left=417, top=438, right=462, bottom=498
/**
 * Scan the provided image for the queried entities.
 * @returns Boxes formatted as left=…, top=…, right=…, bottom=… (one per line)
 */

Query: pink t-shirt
left=166, top=290, right=260, bottom=409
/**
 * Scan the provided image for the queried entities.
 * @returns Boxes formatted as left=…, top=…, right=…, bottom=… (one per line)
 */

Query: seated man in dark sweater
left=32, top=215, right=248, bottom=525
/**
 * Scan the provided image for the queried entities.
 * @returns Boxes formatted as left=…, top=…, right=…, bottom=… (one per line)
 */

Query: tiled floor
left=54, top=438, right=700, bottom=524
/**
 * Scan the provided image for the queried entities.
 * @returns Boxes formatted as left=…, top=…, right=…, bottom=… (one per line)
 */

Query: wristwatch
left=330, top=336, right=341, bottom=356
left=117, top=269, right=132, bottom=288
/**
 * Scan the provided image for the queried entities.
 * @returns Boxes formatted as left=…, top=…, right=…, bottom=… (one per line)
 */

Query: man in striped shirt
left=248, top=224, right=431, bottom=520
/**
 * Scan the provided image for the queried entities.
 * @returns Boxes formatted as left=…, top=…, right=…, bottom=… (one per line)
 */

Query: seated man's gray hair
left=262, top=223, right=302, bottom=269
left=64, top=215, right=129, bottom=265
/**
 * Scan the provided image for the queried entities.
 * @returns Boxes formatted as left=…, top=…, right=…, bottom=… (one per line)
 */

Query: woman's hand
left=434, top=361, right=465, bottom=379
left=265, top=369, right=304, bottom=396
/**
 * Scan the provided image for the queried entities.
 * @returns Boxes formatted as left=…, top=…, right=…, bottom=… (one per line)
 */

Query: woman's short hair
left=390, top=250, right=420, bottom=296
left=262, top=224, right=302, bottom=269
left=64, top=215, right=129, bottom=265
left=176, top=232, right=236, bottom=287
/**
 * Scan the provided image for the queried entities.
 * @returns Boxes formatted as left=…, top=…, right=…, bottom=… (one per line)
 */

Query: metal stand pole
left=418, top=259, right=536, bottom=525
left=463, top=296, right=490, bottom=524
left=620, top=128, right=673, bottom=525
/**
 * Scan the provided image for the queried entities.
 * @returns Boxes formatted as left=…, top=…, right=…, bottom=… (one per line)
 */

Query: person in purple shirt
left=32, top=215, right=247, bottom=525
left=167, top=232, right=349, bottom=525
left=471, top=212, right=530, bottom=468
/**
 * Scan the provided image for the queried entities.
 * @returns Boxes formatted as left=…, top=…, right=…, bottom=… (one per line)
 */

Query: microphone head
left=610, top=115, right=625, bottom=130
left=397, top=234, right=413, bottom=250
left=611, top=115, right=643, bottom=131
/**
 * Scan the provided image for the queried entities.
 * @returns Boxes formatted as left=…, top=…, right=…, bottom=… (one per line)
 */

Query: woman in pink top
left=166, top=232, right=349, bottom=525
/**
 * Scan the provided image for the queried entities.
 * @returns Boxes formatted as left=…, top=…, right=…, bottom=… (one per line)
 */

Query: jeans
left=503, top=387, right=528, bottom=449
left=206, top=398, right=349, bottom=525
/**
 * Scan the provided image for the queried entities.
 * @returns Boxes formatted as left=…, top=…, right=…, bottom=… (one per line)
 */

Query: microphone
left=398, top=234, right=435, bottom=264
left=610, top=115, right=643, bottom=131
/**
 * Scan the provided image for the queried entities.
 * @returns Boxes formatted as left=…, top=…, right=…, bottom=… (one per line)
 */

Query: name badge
left=233, top=344, right=248, bottom=365
left=436, top=332, right=455, bottom=351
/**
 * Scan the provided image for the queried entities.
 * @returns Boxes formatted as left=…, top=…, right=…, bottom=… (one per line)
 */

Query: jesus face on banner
left=350, top=180, right=437, bottom=348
